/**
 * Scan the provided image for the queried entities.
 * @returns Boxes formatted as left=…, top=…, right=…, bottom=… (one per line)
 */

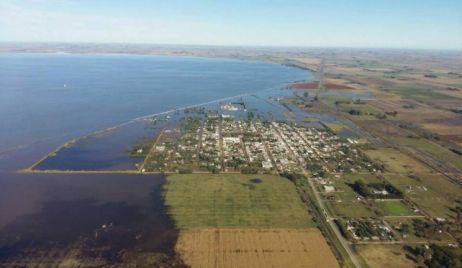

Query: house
left=262, top=161, right=273, bottom=169
left=155, top=146, right=166, bottom=152
left=324, top=186, right=335, bottom=193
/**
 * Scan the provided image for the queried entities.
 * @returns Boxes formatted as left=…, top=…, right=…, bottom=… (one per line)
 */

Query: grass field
left=323, top=174, right=380, bottom=218
left=374, top=200, right=415, bottom=216
left=175, top=228, right=339, bottom=268
left=398, top=137, right=462, bottom=170
left=340, top=103, right=382, bottom=120
left=164, top=174, right=314, bottom=228
left=385, top=218, right=455, bottom=243
left=343, top=173, right=383, bottom=184
left=389, top=87, right=456, bottom=101
left=325, top=200, right=376, bottom=218
left=384, top=173, right=461, bottom=218
left=364, top=147, right=433, bottom=173
left=356, top=244, right=416, bottom=268
left=322, top=95, right=353, bottom=106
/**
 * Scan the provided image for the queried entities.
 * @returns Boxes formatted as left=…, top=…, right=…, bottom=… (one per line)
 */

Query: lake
left=0, top=53, right=311, bottom=265
left=0, top=53, right=310, bottom=169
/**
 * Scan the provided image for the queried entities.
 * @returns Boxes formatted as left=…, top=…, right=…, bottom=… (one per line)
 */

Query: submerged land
left=2, top=44, right=462, bottom=267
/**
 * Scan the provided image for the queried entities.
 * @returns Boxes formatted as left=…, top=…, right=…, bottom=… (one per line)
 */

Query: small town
left=139, top=114, right=373, bottom=175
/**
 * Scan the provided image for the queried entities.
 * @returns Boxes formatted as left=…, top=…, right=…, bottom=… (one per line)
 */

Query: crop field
left=163, top=174, right=314, bottom=228
left=374, top=200, right=415, bottom=216
left=356, top=244, right=416, bottom=268
left=364, top=147, right=433, bottom=173
left=175, top=228, right=339, bottom=268
left=398, top=137, right=462, bottom=170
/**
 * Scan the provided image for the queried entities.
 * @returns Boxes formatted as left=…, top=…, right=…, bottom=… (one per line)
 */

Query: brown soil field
left=175, top=228, right=339, bottom=268
left=442, top=135, right=462, bottom=145
left=422, top=123, right=462, bottom=136
left=326, top=77, right=364, bottom=87
left=291, top=57, right=321, bottom=70
left=292, top=57, right=321, bottom=65
left=356, top=245, right=416, bottom=268
left=361, top=77, right=395, bottom=87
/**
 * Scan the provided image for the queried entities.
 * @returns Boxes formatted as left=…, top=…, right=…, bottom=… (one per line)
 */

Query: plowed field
left=176, top=228, right=339, bottom=268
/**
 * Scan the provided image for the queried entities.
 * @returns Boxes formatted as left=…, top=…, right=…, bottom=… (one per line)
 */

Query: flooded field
left=0, top=173, right=182, bottom=266
left=30, top=86, right=324, bottom=173
left=35, top=122, right=162, bottom=171
left=319, top=90, right=373, bottom=100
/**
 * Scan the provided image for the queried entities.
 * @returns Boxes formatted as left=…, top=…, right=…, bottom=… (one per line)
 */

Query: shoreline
left=19, top=82, right=311, bottom=174
left=6, top=54, right=313, bottom=174
left=0, top=48, right=320, bottom=75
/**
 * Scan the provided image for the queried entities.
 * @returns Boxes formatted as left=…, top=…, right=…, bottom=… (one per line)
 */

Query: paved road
left=303, top=171, right=363, bottom=268
left=315, top=58, right=325, bottom=100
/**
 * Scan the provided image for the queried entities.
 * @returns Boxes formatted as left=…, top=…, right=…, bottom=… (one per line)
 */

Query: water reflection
left=0, top=173, right=183, bottom=266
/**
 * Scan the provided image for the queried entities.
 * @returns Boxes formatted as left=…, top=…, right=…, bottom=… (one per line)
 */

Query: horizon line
left=1, top=41, right=461, bottom=53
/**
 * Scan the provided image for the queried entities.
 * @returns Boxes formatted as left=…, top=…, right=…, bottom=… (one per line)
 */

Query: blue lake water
left=0, top=53, right=312, bottom=264
left=0, top=53, right=311, bottom=171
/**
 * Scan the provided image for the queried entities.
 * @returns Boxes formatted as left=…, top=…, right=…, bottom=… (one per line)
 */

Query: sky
left=0, top=0, right=461, bottom=50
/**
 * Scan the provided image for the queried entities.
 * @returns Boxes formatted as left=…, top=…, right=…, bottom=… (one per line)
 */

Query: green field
left=374, top=200, right=415, bottom=216
left=321, top=95, right=353, bottom=105
left=325, top=200, right=376, bottom=218
left=343, top=173, right=383, bottom=184
left=163, top=174, right=314, bottom=228
left=364, top=147, right=433, bottom=173
left=389, top=87, right=456, bottom=101
left=384, top=173, right=461, bottom=218
left=398, top=137, right=462, bottom=170
left=340, top=103, right=382, bottom=119
left=323, top=174, right=381, bottom=218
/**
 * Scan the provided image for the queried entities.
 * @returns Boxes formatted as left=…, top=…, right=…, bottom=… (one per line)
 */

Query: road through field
left=271, top=119, right=362, bottom=267
left=304, top=172, right=363, bottom=268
